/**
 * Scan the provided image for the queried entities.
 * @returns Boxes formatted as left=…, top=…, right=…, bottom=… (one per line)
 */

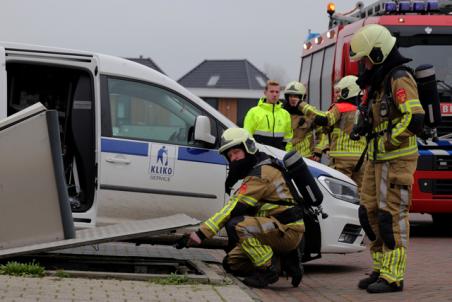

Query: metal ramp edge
left=0, top=214, right=199, bottom=259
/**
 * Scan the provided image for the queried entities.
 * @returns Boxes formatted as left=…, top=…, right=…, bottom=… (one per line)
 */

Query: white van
left=0, top=42, right=365, bottom=258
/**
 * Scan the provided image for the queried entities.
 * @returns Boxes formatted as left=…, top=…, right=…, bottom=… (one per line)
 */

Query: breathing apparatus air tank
left=283, top=151, right=323, bottom=207
left=415, top=64, right=441, bottom=128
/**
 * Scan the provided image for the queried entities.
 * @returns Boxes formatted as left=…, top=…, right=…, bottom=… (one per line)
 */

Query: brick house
left=178, top=59, right=269, bottom=126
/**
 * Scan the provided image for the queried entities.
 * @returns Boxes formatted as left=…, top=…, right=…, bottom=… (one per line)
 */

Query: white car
left=0, top=41, right=365, bottom=259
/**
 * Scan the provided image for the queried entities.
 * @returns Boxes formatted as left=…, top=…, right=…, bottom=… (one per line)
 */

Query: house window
left=203, top=98, right=218, bottom=109
left=255, top=76, right=266, bottom=88
left=207, top=75, right=220, bottom=86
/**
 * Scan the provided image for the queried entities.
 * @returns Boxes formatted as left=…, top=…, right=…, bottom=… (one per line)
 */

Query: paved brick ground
left=250, top=214, right=452, bottom=302
left=0, top=275, right=254, bottom=302
left=0, top=214, right=450, bottom=302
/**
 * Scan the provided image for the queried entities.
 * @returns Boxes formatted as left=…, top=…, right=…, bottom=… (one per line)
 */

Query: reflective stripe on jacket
left=244, top=98, right=293, bottom=151
left=290, top=114, right=328, bottom=157
left=300, top=102, right=366, bottom=158
left=368, top=70, right=424, bottom=161
left=199, top=158, right=301, bottom=239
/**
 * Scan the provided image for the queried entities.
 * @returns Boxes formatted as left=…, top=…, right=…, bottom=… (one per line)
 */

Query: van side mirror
left=194, top=116, right=216, bottom=145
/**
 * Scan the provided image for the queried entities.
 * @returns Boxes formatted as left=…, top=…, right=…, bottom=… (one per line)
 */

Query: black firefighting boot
left=367, top=278, right=404, bottom=293
left=281, top=248, right=303, bottom=287
left=358, top=271, right=380, bottom=289
left=222, top=256, right=233, bottom=274
left=221, top=255, right=251, bottom=277
left=242, top=265, right=279, bottom=288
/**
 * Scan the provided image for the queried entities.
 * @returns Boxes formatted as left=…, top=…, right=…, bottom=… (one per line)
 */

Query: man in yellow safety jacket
left=244, top=80, right=292, bottom=151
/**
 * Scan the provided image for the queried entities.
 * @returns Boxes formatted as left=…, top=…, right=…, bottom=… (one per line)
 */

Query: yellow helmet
left=350, top=24, right=396, bottom=65
left=335, top=75, right=360, bottom=100
left=284, top=81, right=307, bottom=101
left=219, top=128, right=257, bottom=156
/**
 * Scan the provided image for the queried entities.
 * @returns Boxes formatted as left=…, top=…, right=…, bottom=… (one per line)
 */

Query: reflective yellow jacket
left=199, top=157, right=303, bottom=239
left=368, top=70, right=425, bottom=161
left=244, top=98, right=293, bottom=151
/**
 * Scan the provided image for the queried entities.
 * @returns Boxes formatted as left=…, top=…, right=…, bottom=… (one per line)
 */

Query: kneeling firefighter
left=178, top=128, right=317, bottom=288
left=349, top=24, right=425, bottom=293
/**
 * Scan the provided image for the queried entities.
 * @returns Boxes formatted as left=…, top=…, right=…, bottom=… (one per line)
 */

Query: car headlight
left=318, top=176, right=360, bottom=205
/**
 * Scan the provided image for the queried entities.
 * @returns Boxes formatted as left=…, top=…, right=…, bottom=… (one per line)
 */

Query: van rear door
left=4, top=46, right=100, bottom=227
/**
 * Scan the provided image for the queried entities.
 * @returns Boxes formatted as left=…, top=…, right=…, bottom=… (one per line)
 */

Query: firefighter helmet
left=335, top=75, right=360, bottom=100
left=350, top=24, right=396, bottom=65
left=219, top=128, right=257, bottom=156
left=284, top=81, right=307, bottom=101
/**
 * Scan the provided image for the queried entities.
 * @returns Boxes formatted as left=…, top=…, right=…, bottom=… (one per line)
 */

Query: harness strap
left=254, top=157, right=305, bottom=206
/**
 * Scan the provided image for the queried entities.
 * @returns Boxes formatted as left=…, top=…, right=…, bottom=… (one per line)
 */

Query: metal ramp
left=0, top=214, right=199, bottom=259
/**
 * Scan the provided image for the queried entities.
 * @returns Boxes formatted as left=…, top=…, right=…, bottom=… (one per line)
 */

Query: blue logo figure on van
left=149, top=144, right=175, bottom=181
left=157, top=146, right=168, bottom=166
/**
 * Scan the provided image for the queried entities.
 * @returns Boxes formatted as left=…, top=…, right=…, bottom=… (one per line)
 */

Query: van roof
left=1, top=40, right=235, bottom=129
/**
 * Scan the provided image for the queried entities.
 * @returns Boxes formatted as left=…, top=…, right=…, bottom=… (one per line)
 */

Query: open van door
left=4, top=46, right=100, bottom=227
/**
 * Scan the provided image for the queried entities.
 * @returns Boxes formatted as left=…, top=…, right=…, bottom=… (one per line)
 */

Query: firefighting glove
left=298, top=117, right=306, bottom=126
left=313, top=152, right=322, bottom=162
left=175, top=233, right=190, bottom=249
left=175, top=230, right=205, bottom=249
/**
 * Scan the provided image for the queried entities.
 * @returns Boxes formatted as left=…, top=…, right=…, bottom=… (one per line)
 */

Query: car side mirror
left=194, top=115, right=216, bottom=145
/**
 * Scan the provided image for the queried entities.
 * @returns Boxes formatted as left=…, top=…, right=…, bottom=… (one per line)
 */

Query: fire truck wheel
left=431, top=214, right=452, bottom=233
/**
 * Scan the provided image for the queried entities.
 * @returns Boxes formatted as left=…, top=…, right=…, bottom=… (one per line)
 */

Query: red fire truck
left=300, top=0, right=452, bottom=226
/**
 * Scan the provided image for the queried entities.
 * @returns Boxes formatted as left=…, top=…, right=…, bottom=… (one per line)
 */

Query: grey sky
left=0, top=0, right=374, bottom=83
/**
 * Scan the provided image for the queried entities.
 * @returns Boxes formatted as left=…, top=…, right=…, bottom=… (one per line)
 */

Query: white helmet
left=350, top=24, right=396, bottom=65
left=284, top=81, right=307, bottom=101
left=219, top=128, right=257, bottom=156
left=335, top=75, right=360, bottom=100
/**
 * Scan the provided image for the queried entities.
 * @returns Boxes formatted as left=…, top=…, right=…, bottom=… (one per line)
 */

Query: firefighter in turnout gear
left=296, top=76, right=366, bottom=188
left=349, top=24, right=425, bottom=293
left=283, top=81, right=329, bottom=162
left=244, top=80, right=293, bottom=151
left=184, top=128, right=304, bottom=288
